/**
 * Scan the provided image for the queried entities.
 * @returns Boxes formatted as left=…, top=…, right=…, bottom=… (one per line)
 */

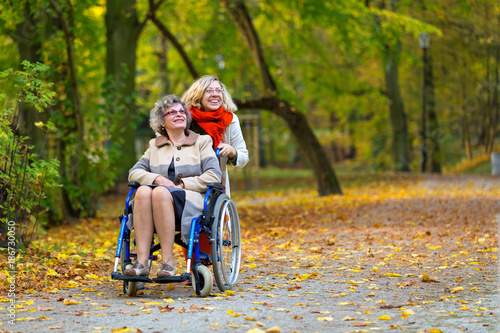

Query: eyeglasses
left=163, top=109, right=187, bottom=117
left=205, top=88, right=224, bottom=95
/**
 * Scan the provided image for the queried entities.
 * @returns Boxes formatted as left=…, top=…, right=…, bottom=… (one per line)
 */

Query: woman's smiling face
left=162, top=103, right=187, bottom=131
left=200, top=80, right=223, bottom=112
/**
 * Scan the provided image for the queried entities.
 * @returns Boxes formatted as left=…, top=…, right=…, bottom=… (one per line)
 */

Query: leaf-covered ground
left=0, top=174, right=498, bottom=332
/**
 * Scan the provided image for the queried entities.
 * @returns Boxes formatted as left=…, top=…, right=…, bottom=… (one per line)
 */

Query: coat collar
left=155, top=130, right=200, bottom=147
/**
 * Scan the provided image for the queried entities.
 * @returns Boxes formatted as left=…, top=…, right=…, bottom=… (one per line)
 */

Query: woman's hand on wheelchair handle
left=217, top=143, right=236, bottom=159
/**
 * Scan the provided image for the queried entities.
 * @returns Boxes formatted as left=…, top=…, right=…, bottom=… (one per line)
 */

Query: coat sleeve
left=228, top=114, right=249, bottom=168
left=128, top=147, right=161, bottom=185
left=181, top=136, right=222, bottom=192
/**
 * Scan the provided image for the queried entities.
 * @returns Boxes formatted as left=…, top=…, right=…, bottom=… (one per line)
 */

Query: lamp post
left=418, top=32, right=430, bottom=173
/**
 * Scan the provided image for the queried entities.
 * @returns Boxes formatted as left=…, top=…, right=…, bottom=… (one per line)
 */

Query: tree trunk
left=425, top=54, right=442, bottom=173
left=235, top=97, right=342, bottom=195
left=13, top=3, right=45, bottom=153
left=463, top=118, right=472, bottom=160
left=106, top=0, right=145, bottom=179
left=156, top=35, right=170, bottom=96
left=486, top=46, right=499, bottom=154
left=384, top=43, right=410, bottom=171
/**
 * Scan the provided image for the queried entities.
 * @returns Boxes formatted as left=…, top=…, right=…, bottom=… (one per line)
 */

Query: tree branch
left=221, top=0, right=277, bottom=95
left=147, top=0, right=199, bottom=79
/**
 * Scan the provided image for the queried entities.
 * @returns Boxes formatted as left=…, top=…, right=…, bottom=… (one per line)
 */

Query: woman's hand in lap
left=154, top=176, right=176, bottom=187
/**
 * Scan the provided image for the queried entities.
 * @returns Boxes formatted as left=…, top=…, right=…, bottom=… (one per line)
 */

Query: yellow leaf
left=429, top=329, right=442, bottom=333
left=46, top=269, right=59, bottom=276
left=379, top=315, right=391, bottom=320
left=227, top=309, right=234, bottom=315
left=421, top=273, right=431, bottom=282
left=247, top=262, right=258, bottom=269
left=163, top=298, right=175, bottom=303
left=401, top=312, right=409, bottom=319
left=246, top=327, right=265, bottom=333
left=265, top=327, right=281, bottom=332
left=318, top=317, right=334, bottom=321
left=62, top=299, right=80, bottom=305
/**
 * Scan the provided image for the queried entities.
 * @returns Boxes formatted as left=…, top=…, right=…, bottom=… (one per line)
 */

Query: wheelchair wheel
left=120, top=240, right=138, bottom=296
left=211, top=194, right=241, bottom=291
left=193, top=265, right=213, bottom=297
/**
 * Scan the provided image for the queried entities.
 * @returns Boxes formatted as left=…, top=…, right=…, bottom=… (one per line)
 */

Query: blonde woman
left=182, top=75, right=248, bottom=197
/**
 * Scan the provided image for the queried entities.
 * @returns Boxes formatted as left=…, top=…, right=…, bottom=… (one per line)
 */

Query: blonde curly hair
left=181, top=75, right=238, bottom=112
left=149, top=94, right=191, bottom=136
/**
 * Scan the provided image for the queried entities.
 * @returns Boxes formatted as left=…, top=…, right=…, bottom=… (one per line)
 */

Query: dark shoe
left=158, top=262, right=177, bottom=278
left=124, top=262, right=149, bottom=276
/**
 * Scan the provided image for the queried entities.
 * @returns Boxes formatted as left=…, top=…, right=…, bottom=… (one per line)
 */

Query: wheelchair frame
left=111, top=181, right=241, bottom=297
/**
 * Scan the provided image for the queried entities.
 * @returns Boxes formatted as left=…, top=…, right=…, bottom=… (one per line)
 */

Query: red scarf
left=190, top=106, right=233, bottom=148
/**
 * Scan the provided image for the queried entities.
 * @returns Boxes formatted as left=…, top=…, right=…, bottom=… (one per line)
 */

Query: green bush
left=0, top=61, right=60, bottom=248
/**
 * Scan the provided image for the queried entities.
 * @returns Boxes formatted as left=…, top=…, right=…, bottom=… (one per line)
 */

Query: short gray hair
left=149, top=94, right=192, bottom=136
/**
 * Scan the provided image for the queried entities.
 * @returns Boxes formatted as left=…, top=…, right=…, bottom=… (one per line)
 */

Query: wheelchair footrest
left=111, top=271, right=191, bottom=284
left=152, top=273, right=191, bottom=283
left=111, top=272, right=152, bottom=282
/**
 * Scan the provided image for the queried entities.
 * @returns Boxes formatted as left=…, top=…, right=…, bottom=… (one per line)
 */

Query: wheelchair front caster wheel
left=193, top=265, right=213, bottom=297
left=122, top=263, right=138, bottom=296
left=123, top=280, right=137, bottom=296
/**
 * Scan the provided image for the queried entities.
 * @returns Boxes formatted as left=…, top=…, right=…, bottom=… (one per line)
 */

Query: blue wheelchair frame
left=111, top=181, right=225, bottom=295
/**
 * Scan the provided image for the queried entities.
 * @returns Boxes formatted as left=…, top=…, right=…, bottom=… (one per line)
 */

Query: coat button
left=178, top=173, right=183, bottom=177
left=177, top=147, right=181, bottom=150
left=176, top=157, right=180, bottom=161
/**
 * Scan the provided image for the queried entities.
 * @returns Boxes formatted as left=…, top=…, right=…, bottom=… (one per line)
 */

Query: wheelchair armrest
left=128, top=181, right=140, bottom=188
left=207, top=183, right=225, bottom=191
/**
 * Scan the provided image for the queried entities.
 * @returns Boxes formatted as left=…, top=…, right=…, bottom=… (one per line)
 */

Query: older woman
left=182, top=75, right=248, bottom=196
left=126, top=94, right=221, bottom=277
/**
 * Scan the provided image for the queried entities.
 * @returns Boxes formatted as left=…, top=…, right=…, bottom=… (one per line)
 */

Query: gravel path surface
left=2, top=175, right=498, bottom=333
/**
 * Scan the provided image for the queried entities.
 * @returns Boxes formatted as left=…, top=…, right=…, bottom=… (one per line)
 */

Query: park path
left=0, top=174, right=498, bottom=333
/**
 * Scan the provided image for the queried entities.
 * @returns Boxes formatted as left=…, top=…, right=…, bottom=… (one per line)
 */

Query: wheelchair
left=111, top=180, right=241, bottom=297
